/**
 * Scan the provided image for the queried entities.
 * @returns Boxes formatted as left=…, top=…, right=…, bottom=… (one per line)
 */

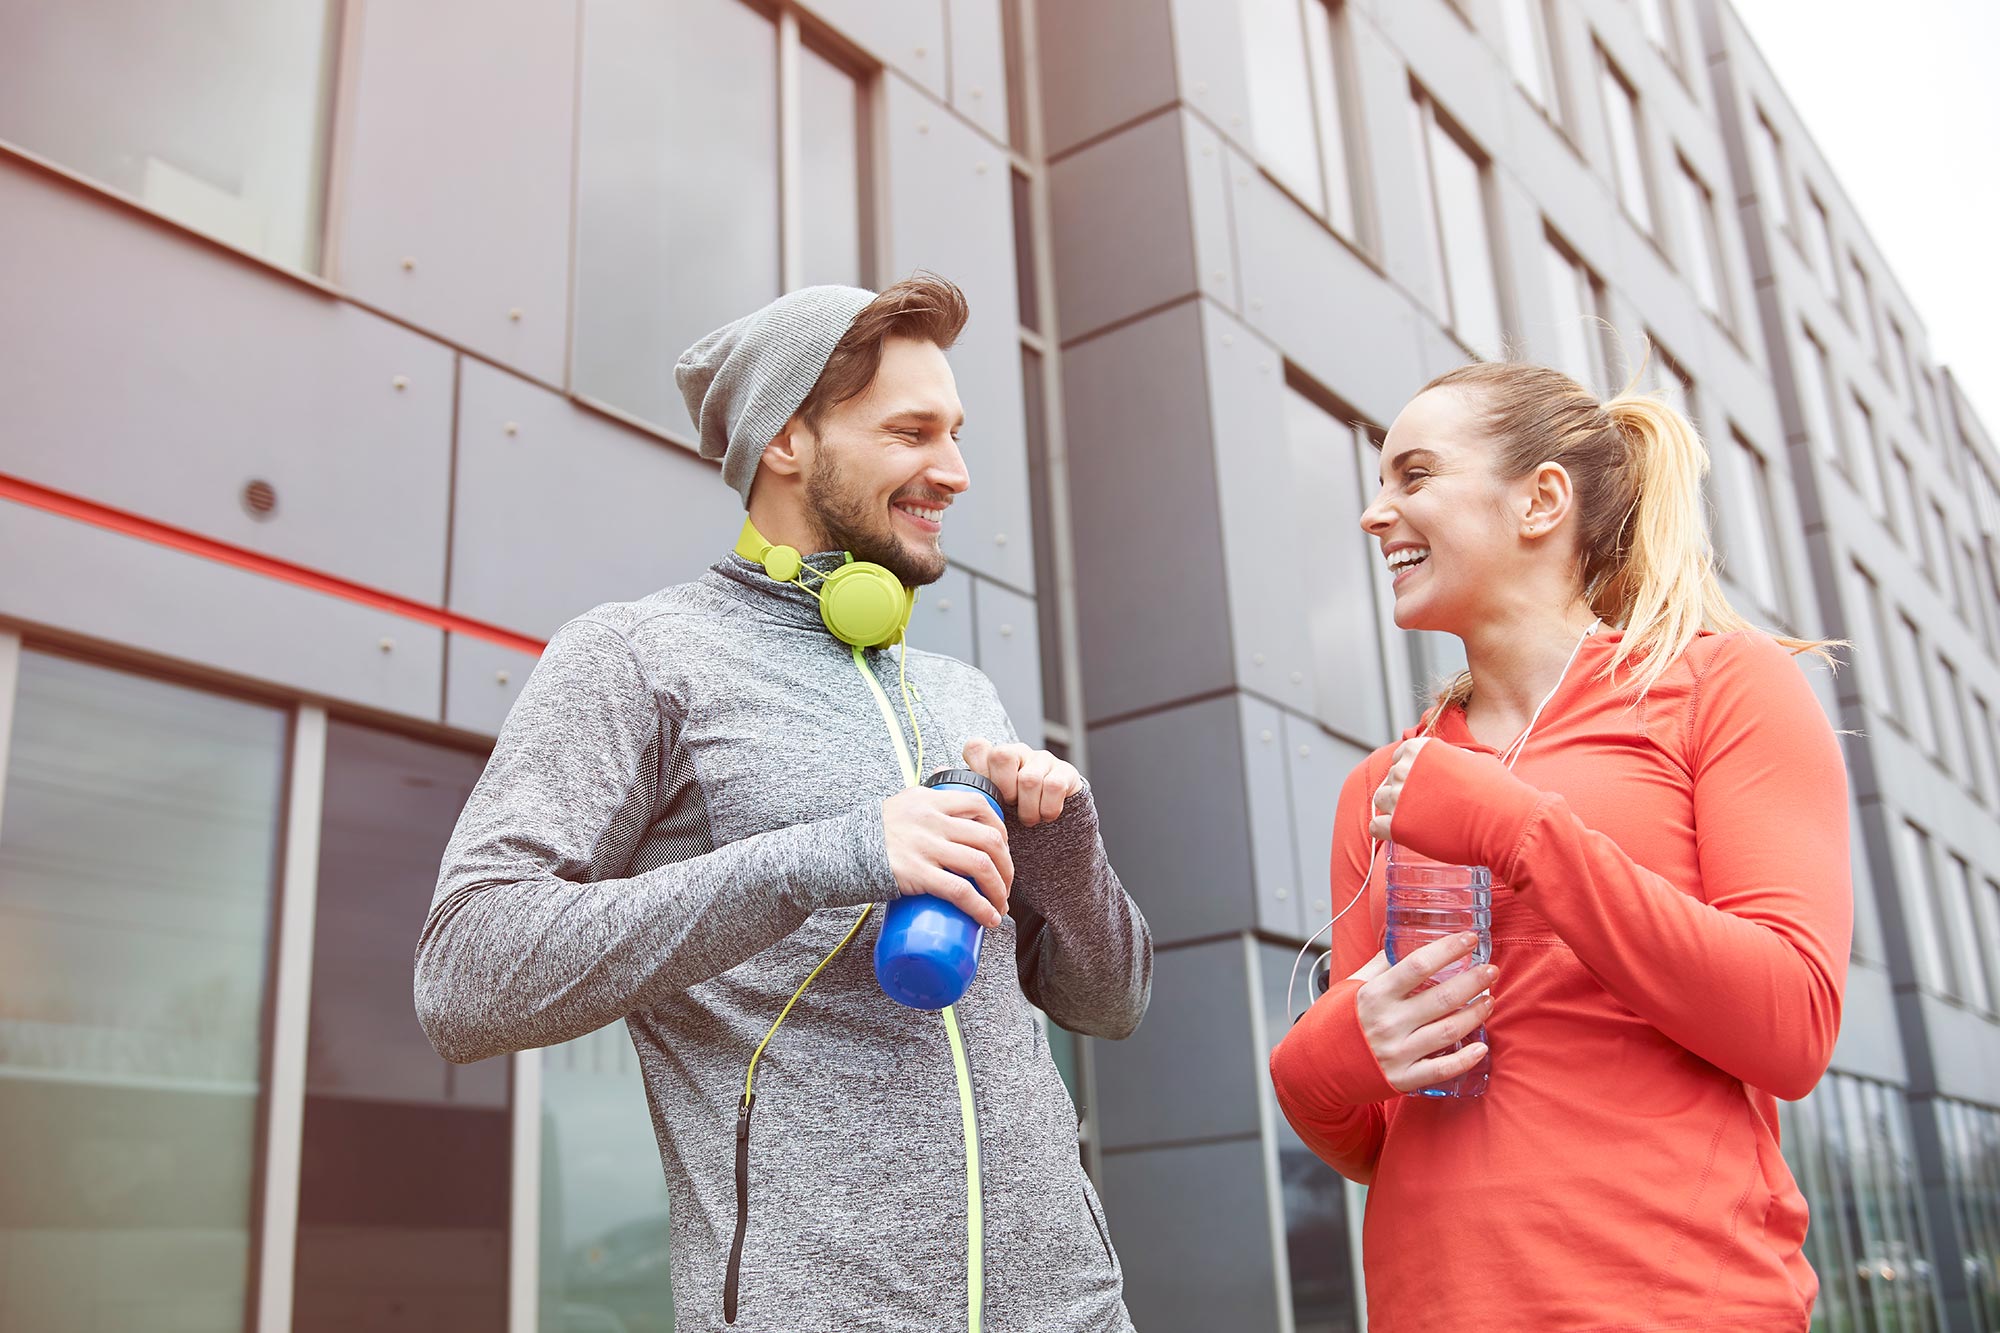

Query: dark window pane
left=293, top=722, right=507, bottom=1333
left=1020, top=343, right=1066, bottom=726
left=0, top=651, right=286, bottom=1328
left=1013, top=168, right=1040, bottom=335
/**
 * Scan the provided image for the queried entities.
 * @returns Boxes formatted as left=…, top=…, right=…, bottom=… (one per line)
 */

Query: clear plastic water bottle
left=874, top=769, right=1004, bottom=1010
left=1383, top=842, right=1493, bottom=1099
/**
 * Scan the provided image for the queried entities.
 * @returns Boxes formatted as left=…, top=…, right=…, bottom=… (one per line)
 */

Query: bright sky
left=1728, top=0, right=2000, bottom=437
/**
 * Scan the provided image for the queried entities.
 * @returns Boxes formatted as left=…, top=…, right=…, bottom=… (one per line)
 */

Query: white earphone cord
left=1285, top=620, right=1600, bottom=1021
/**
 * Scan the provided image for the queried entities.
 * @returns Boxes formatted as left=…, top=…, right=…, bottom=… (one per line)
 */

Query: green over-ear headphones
left=735, top=516, right=916, bottom=649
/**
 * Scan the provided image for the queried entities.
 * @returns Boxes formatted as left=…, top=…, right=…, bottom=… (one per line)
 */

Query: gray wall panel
left=1047, top=111, right=1194, bottom=342
left=331, top=0, right=576, bottom=385
left=1926, top=995, right=2000, bottom=1103
left=1287, top=713, right=1370, bottom=933
left=1202, top=309, right=1316, bottom=715
left=0, top=502, right=443, bottom=720
left=0, top=161, right=455, bottom=607
left=450, top=358, right=736, bottom=638
left=1241, top=695, right=1307, bottom=938
left=1101, top=1136, right=1281, bottom=1333
left=881, top=74, right=1035, bottom=594
left=1227, top=153, right=1425, bottom=429
left=910, top=564, right=976, bottom=665
left=972, top=577, right=1045, bottom=747
left=443, top=633, right=539, bottom=738
left=946, top=0, right=1010, bottom=145
left=1034, top=0, right=1176, bottom=158
left=802, top=0, right=947, bottom=100
left=1828, top=962, right=1906, bottom=1085
left=1061, top=304, right=1234, bottom=721
left=1166, top=0, right=1253, bottom=158
left=1089, top=696, right=1254, bottom=944
left=1182, top=112, right=1243, bottom=313
left=1093, top=937, right=1261, bottom=1148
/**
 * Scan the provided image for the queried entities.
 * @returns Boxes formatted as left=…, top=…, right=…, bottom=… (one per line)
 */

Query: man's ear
left=762, top=417, right=810, bottom=479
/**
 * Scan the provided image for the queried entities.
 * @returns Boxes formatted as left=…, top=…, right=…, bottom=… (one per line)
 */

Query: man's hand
left=961, top=738, right=1084, bottom=827
left=882, top=786, right=1013, bottom=926
left=1368, top=737, right=1430, bottom=841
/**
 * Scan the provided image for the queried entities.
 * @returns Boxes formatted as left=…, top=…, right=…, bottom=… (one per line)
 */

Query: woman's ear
left=1521, top=460, right=1575, bottom=538
left=762, top=418, right=809, bottom=479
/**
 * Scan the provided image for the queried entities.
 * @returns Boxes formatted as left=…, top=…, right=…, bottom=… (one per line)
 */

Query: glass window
left=1303, top=0, right=1362, bottom=239
left=1541, top=230, right=1609, bottom=391
left=1673, top=157, right=1730, bottom=325
left=1892, top=612, right=1940, bottom=756
left=1413, top=91, right=1505, bottom=360
left=1943, top=853, right=1994, bottom=1013
left=1598, top=48, right=1653, bottom=233
left=1889, top=317, right=1915, bottom=406
left=294, top=723, right=508, bottom=1332
left=1981, top=880, right=2000, bottom=1013
left=1499, top=0, right=1559, bottom=115
left=1751, top=107, right=1793, bottom=232
left=1258, top=944, right=1361, bottom=1333
left=540, top=1023, right=677, bottom=1333
left=1643, top=335, right=1695, bottom=427
left=1886, top=450, right=1924, bottom=563
left=1973, top=694, right=2000, bottom=810
left=1897, top=822, right=1954, bottom=996
left=1796, top=324, right=1842, bottom=467
left=1850, top=561, right=1895, bottom=718
left=1638, top=0, right=1684, bottom=70
left=0, top=651, right=286, bottom=1328
left=800, top=44, right=864, bottom=290
left=1869, top=1080, right=1943, bottom=1331
left=1919, top=490, right=1948, bottom=587
left=574, top=0, right=781, bottom=439
left=1937, top=656, right=1973, bottom=785
left=0, top=1, right=338, bottom=270
left=1806, top=190, right=1841, bottom=303
left=1000, top=0, right=1029, bottom=151
left=1012, top=169, right=1041, bottom=336
left=1844, top=391, right=1888, bottom=519
left=1716, top=430, right=1784, bottom=613
left=1244, top=0, right=1328, bottom=212
left=1022, top=343, right=1068, bottom=727
left=1846, top=253, right=1881, bottom=362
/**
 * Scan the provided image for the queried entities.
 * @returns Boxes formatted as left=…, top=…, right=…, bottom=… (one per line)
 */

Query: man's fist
left=960, top=739, right=1084, bottom=827
left=882, top=786, right=1013, bottom=926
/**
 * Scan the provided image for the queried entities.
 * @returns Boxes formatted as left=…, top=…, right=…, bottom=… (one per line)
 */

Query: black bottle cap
left=922, top=767, right=1002, bottom=804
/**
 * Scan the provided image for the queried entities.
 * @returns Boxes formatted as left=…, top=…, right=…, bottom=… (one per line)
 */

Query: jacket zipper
left=723, top=1093, right=753, bottom=1323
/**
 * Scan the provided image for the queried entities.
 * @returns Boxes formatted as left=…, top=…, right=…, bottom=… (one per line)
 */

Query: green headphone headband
left=735, top=516, right=915, bottom=649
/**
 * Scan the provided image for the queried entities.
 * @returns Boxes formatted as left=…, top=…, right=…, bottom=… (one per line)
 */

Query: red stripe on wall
left=1, top=472, right=548, bottom=657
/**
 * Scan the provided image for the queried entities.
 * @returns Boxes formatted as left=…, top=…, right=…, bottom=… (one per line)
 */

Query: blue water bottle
left=874, top=768, right=1005, bottom=1009
left=1383, top=841, right=1493, bottom=1098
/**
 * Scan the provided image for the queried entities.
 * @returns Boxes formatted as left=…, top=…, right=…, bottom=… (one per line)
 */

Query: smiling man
left=416, top=276, right=1151, bottom=1333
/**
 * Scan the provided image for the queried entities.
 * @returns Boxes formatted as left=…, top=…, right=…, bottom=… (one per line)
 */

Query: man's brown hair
left=796, top=273, right=969, bottom=432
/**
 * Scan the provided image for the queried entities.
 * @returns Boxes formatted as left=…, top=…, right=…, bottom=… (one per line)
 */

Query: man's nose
left=930, top=438, right=971, bottom=494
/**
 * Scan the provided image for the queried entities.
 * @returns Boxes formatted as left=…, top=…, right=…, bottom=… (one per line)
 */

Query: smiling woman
left=1271, top=358, right=1853, bottom=1333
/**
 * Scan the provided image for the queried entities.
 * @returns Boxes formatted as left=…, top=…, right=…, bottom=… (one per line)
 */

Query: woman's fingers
left=1377, top=931, right=1482, bottom=1000
left=1401, top=994, right=1493, bottom=1065
left=1392, top=1039, right=1491, bottom=1094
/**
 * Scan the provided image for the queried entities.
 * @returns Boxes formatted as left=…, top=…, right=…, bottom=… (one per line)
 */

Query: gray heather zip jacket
left=416, top=554, right=1152, bottom=1332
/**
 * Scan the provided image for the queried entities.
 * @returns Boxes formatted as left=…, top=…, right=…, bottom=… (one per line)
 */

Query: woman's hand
left=1351, top=933, right=1495, bottom=1093
left=1368, top=738, right=1430, bottom=841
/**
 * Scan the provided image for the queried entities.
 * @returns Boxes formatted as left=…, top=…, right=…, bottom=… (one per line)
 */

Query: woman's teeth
left=1388, top=548, right=1430, bottom=573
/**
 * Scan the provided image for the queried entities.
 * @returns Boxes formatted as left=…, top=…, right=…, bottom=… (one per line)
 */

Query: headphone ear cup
left=761, top=544, right=803, bottom=584
left=817, top=561, right=911, bottom=647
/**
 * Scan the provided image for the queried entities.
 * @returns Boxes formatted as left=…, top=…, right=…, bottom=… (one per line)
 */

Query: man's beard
left=804, top=448, right=948, bottom=586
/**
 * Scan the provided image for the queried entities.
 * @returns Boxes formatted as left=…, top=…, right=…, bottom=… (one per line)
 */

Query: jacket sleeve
left=1268, top=754, right=1400, bottom=1183
left=1005, top=782, right=1154, bottom=1040
left=1392, top=633, right=1851, bottom=1100
left=415, top=616, right=899, bottom=1065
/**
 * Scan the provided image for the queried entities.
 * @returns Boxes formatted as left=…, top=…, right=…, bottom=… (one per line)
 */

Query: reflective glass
left=294, top=723, right=507, bottom=1333
left=1541, top=236, right=1605, bottom=391
left=0, top=651, right=285, bottom=1329
left=1718, top=431, right=1783, bottom=613
left=0, top=1, right=336, bottom=269
left=1943, top=853, right=1993, bottom=1013
left=1753, top=109, right=1793, bottom=230
left=1845, top=392, right=1889, bottom=519
left=575, top=0, right=781, bottom=439
left=540, top=1023, right=675, bottom=1333
left=1499, top=0, right=1554, bottom=110
left=1674, top=160, right=1727, bottom=321
left=1797, top=326, right=1842, bottom=467
left=1599, top=54, right=1653, bottom=232
left=1426, top=115, right=1504, bottom=360
left=1303, top=0, right=1358, bottom=237
left=1897, top=823, right=1952, bottom=996
left=1808, top=194, right=1842, bottom=302
left=1243, top=0, right=1326, bottom=211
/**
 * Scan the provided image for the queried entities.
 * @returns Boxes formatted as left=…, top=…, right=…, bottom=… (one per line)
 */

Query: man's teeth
left=900, top=505, right=944, bottom=523
left=1387, top=548, right=1430, bottom=573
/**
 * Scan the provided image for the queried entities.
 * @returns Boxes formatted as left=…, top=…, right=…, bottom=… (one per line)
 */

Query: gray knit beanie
left=674, top=285, right=878, bottom=505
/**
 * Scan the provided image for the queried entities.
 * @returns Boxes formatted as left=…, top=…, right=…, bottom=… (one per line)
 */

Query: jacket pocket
left=1081, top=1180, right=1115, bottom=1269
left=724, top=1095, right=753, bottom=1323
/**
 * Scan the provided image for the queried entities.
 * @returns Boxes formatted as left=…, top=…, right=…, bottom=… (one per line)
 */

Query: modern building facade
left=0, top=1, right=1993, bottom=1332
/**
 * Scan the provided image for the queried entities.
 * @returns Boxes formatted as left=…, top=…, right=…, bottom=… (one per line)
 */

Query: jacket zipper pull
left=723, top=1093, right=754, bottom=1324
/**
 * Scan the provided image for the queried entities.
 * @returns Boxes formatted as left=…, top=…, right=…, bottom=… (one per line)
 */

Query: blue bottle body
left=1383, top=842, right=1493, bottom=1099
left=874, top=775, right=1003, bottom=1010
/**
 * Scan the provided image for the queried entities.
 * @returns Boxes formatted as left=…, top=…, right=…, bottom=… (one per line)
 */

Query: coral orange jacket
left=1269, top=630, right=1851, bottom=1333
